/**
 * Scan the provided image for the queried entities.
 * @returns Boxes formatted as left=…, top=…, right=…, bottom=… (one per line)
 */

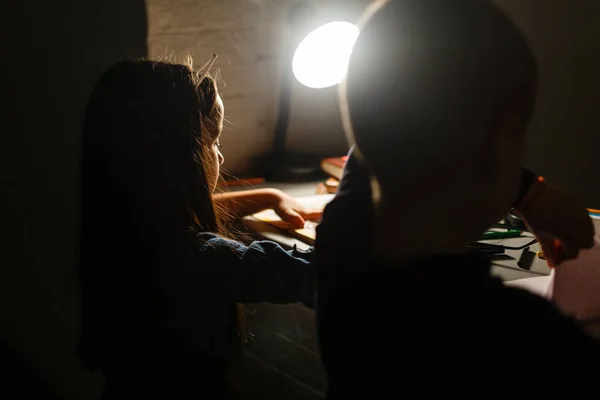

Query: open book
left=251, top=194, right=335, bottom=245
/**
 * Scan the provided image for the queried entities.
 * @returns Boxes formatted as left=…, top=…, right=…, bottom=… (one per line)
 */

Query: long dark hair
left=78, top=59, right=225, bottom=369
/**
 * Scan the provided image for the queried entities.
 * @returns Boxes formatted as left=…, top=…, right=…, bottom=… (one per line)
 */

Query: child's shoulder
left=195, top=232, right=314, bottom=263
left=195, top=232, right=247, bottom=257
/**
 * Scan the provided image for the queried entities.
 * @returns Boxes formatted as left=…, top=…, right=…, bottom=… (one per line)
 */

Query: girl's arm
left=214, top=189, right=282, bottom=218
left=196, top=233, right=316, bottom=306
left=214, top=188, right=322, bottom=229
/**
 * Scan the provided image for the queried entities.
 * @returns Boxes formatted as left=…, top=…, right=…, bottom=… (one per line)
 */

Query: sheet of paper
left=504, top=274, right=554, bottom=298
left=550, top=215, right=600, bottom=318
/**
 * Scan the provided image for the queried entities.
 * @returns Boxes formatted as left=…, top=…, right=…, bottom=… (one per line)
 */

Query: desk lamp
left=256, top=2, right=360, bottom=182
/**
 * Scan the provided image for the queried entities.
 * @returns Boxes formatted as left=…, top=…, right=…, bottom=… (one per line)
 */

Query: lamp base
left=255, top=152, right=326, bottom=182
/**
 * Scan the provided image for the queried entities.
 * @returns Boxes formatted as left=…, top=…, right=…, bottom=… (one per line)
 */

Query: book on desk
left=314, top=156, right=347, bottom=195
left=320, top=156, right=347, bottom=180
left=316, top=177, right=339, bottom=194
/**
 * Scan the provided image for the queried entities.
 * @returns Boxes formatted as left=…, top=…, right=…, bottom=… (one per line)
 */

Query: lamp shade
left=292, top=21, right=359, bottom=89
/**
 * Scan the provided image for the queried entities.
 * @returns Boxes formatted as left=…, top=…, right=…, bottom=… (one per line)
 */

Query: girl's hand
left=213, top=188, right=323, bottom=227
left=271, top=190, right=323, bottom=229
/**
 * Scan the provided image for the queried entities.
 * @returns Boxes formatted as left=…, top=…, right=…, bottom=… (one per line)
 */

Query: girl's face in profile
left=205, top=93, right=225, bottom=193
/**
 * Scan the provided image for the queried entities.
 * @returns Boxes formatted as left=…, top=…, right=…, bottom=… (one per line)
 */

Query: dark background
left=497, top=0, right=599, bottom=208
left=2, top=1, right=147, bottom=398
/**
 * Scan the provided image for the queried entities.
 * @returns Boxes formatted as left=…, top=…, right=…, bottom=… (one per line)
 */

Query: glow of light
left=292, top=21, right=360, bottom=89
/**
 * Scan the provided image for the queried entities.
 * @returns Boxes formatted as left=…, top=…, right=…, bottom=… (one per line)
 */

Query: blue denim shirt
left=195, top=232, right=315, bottom=305
left=149, top=232, right=317, bottom=359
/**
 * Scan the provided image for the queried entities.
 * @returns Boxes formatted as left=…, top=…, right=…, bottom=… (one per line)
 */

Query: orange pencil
left=588, top=208, right=600, bottom=215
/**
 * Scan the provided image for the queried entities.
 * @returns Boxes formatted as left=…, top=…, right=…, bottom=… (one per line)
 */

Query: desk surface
left=239, top=181, right=550, bottom=282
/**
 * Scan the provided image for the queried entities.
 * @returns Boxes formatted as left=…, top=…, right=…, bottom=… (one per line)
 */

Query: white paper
left=504, top=273, right=554, bottom=297
left=550, top=216, right=600, bottom=315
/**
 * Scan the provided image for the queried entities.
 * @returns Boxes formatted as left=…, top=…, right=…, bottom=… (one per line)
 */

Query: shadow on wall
left=494, top=0, right=600, bottom=207
left=2, top=1, right=147, bottom=398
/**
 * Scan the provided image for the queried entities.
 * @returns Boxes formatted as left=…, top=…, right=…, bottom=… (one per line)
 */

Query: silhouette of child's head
left=82, top=58, right=226, bottom=235
left=342, top=0, right=536, bottom=228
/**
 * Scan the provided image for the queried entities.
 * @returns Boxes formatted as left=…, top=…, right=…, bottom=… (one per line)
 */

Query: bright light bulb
left=292, top=21, right=360, bottom=89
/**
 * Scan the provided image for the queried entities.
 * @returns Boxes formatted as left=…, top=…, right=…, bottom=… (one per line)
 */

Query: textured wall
left=149, top=0, right=599, bottom=207
left=147, top=0, right=370, bottom=175
left=147, top=0, right=280, bottom=175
